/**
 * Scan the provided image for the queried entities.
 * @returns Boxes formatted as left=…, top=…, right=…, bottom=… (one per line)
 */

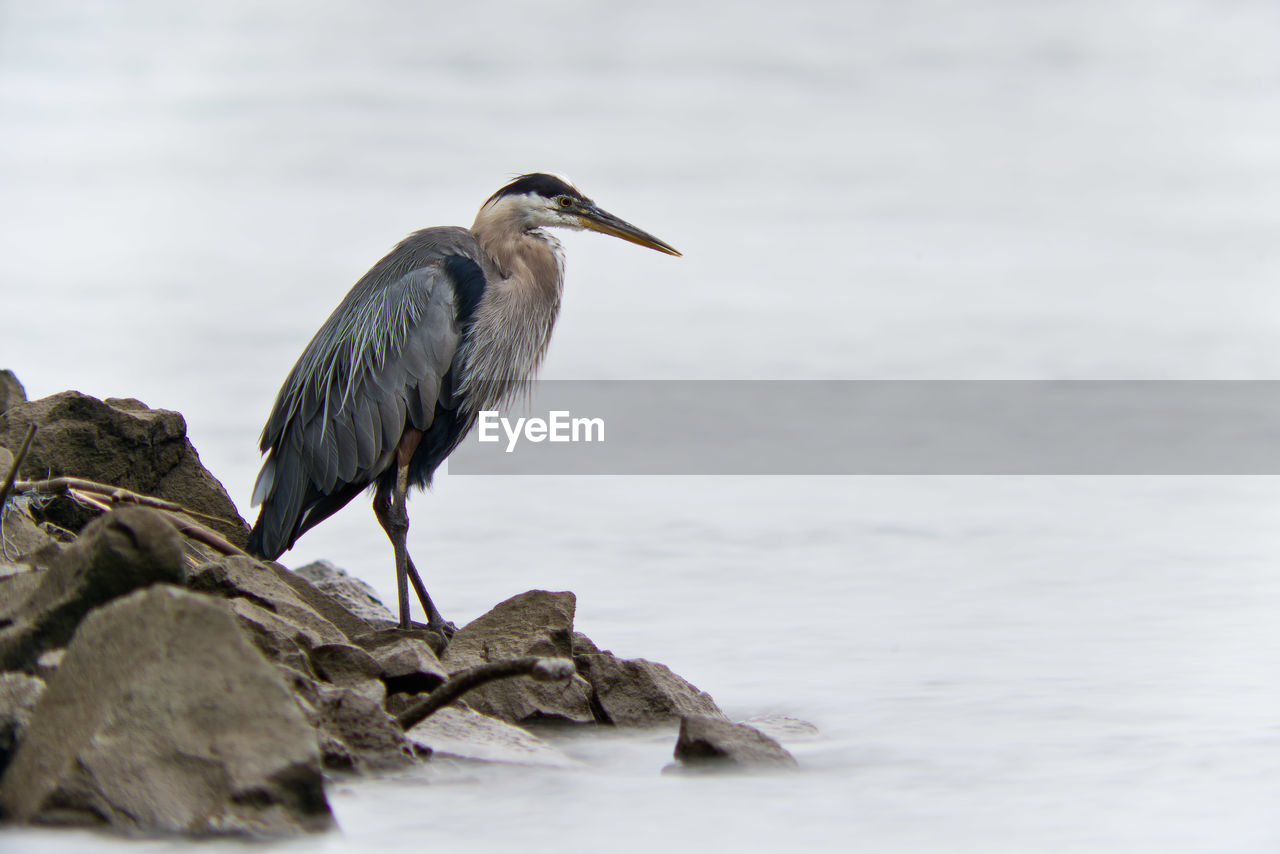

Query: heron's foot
left=427, top=615, right=458, bottom=641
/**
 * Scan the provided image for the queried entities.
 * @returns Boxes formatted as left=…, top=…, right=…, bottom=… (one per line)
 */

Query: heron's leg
left=404, top=556, right=453, bottom=636
left=371, top=486, right=430, bottom=622
left=390, top=463, right=412, bottom=630
left=372, top=430, right=455, bottom=636
left=373, top=486, right=455, bottom=635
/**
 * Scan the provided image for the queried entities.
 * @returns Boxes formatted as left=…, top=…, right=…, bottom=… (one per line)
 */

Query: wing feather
left=248, top=227, right=489, bottom=558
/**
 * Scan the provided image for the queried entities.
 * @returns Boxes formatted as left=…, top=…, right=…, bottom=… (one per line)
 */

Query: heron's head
left=478, top=173, right=681, bottom=256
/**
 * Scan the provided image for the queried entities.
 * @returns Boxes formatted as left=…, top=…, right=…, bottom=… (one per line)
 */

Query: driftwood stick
left=10, top=473, right=248, bottom=558
left=69, top=490, right=114, bottom=514
left=396, top=657, right=577, bottom=731
left=13, top=476, right=231, bottom=526
left=157, top=510, right=248, bottom=557
left=0, top=424, right=37, bottom=508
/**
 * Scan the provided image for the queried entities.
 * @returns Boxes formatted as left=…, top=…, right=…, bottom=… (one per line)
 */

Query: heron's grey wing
left=250, top=259, right=465, bottom=556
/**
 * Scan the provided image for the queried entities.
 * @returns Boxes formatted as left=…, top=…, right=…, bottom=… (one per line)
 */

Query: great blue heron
left=247, top=173, right=680, bottom=634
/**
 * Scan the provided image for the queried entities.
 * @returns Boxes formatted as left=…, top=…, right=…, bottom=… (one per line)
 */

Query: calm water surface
left=2, top=1, right=1280, bottom=851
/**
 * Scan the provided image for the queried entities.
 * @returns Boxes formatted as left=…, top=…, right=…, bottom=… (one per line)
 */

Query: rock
left=20, top=493, right=97, bottom=541
left=0, top=586, right=332, bottom=834
left=33, top=648, right=64, bottom=681
left=351, top=628, right=448, bottom=695
left=671, top=715, right=798, bottom=770
left=571, top=631, right=601, bottom=656
left=280, top=668, right=414, bottom=772
left=227, top=599, right=313, bottom=674
left=188, top=556, right=349, bottom=649
left=577, top=652, right=725, bottom=726
left=0, top=391, right=248, bottom=548
left=268, top=563, right=381, bottom=640
left=0, top=562, right=29, bottom=578
left=0, top=370, right=24, bottom=415
left=0, top=499, right=58, bottom=565
left=0, top=507, right=186, bottom=671
left=0, top=564, right=46, bottom=617
left=269, top=665, right=361, bottom=771
left=308, top=644, right=386, bottom=705
left=0, top=673, right=44, bottom=775
left=404, top=706, right=578, bottom=767
left=310, top=686, right=416, bottom=771
left=292, top=560, right=397, bottom=627
left=441, top=591, right=594, bottom=724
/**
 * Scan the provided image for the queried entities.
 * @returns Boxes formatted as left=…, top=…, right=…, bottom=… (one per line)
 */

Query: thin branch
left=158, top=510, right=248, bottom=557
left=70, top=491, right=114, bottom=514
left=396, top=657, right=577, bottom=731
left=13, top=476, right=231, bottom=526
left=9, top=473, right=248, bottom=558
left=0, top=424, right=37, bottom=508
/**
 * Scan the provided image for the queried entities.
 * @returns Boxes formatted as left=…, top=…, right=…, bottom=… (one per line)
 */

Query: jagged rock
left=0, top=499, right=59, bottom=565
left=0, top=507, right=186, bottom=671
left=577, top=652, right=725, bottom=726
left=20, top=493, right=97, bottom=540
left=0, top=564, right=45, bottom=616
left=189, top=556, right=349, bottom=649
left=671, top=715, right=798, bottom=769
left=0, top=586, right=332, bottom=834
left=314, top=687, right=416, bottom=771
left=0, top=371, right=24, bottom=415
left=0, top=673, right=44, bottom=775
left=308, top=644, right=386, bottom=705
left=283, top=669, right=415, bottom=772
left=272, top=665, right=363, bottom=771
left=0, top=391, right=248, bottom=548
left=268, top=563, right=381, bottom=640
left=441, top=591, right=594, bottom=724
left=352, top=628, right=448, bottom=695
left=228, top=599, right=313, bottom=674
left=571, top=631, right=601, bottom=656
left=293, top=560, right=396, bottom=627
left=405, top=706, right=579, bottom=767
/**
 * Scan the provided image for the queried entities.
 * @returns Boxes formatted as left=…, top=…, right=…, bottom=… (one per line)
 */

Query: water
left=3, top=1, right=1280, bottom=851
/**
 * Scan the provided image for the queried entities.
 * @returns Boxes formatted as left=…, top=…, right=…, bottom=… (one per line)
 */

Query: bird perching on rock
left=247, top=174, right=681, bottom=635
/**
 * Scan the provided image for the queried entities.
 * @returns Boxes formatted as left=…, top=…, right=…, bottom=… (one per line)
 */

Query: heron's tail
left=245, top=516, right=281, bottom=560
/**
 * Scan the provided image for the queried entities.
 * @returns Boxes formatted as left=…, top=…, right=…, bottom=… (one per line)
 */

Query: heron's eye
left=557, top=196, right=573, bottom=209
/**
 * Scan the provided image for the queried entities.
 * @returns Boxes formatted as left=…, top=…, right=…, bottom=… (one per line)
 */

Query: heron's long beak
left=577, top=204, right=682, bottom=257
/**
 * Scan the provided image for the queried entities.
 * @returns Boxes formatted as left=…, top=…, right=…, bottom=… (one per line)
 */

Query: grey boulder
left=293, top=560, right=397, bottom=627
left=351, top=627, right=448, bottom=695
left=0, top=507, right=186, bottom=672
left=0, top=586, right=332, bottom=834
left=405, top=706, right=578, bottom=767
left=577, top=652, right=725, bottom=726
left=442, top=590, right=594, bottom=724
left=189, top=556, right=350, bottom=650
left=671, top=715, right=798, bottom=769
left=0, top=370, right=25, bottom=415
left=0, top=673, right=44, bottom=775
left=0, top=391, right=248, bottom=548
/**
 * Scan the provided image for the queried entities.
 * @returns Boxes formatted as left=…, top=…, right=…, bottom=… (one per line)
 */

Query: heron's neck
left=471, top=202, right=565, bottom=296
left=460, top=210, right=566, bottom=411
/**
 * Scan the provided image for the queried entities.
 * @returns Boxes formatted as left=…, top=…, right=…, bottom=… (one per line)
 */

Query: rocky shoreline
left=0, top=370, right=796, bottom=837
